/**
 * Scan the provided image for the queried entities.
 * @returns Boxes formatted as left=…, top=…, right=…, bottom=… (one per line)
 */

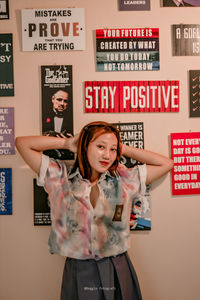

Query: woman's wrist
left=121, top=143, right=133, bottom=156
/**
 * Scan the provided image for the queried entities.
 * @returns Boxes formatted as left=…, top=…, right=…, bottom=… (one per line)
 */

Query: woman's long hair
left=73, top=121, right=122, bottom=180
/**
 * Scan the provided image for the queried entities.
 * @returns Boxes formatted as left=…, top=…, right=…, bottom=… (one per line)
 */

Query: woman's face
left=87, top=132, right=118, bottom=181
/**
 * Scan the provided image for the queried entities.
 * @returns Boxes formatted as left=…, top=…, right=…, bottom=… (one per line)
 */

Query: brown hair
left=74, top=121, right=122, bottom=179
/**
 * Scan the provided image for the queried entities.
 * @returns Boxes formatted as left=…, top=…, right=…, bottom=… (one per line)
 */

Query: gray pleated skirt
left=61, top=252, right=143, bottom=300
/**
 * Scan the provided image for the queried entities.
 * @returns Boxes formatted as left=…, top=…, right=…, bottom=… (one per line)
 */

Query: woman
left=15, top=121, right=173, bottom=300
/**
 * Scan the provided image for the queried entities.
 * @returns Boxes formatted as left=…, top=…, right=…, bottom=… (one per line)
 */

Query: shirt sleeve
left=36, top=154, right=69, bottom=193
left=134, top=164, right=147, bottom=196
left=36, top=154, right=50, bottom=187
left=117, top=163, right=147, bottom=197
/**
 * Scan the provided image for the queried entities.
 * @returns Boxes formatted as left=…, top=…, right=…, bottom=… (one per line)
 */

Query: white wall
left=0, top=1, right=199, bottom=299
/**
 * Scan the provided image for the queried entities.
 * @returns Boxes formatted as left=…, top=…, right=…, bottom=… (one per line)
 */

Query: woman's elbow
left=166, top=158, right=174, bottom=172
left=15, top=136, right=27, bottom=152
left=15, top=136, right=22, bottom=149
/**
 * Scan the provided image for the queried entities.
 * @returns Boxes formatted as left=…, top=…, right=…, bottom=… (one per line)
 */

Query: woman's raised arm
left=15, top=135, right=78, bottom=175
left=121, top=144, right=174, bottom=184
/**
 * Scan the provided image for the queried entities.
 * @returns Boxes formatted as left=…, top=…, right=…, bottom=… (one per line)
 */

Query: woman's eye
left=111, top=148, right=117, bottom=152
left=97, top=145, right=104, bottom=149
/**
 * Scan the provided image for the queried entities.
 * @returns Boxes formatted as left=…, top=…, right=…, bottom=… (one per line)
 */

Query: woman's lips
left=100, top=161, right=109, bottom=166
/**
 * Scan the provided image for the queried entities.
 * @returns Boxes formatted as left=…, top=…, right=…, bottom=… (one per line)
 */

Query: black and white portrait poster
left=41, top=65, right=74, bottom=160
left=0, top=0, right=9, bottom=19
left=172, top=24, right=200, bottom=56
left=189, top=70, right=200, bottom=117
left=114, top=122, right=151, bottom=231
left=0, top=34, right=14, bottom=96
left=21, top=8, right=85, bottom=51
left=162, top=0, right=200, bottom=7
left=114, top=122, right=144, bottom=168
left=33, top=179, right=51, bottom=226
left=119, top=0, right=150, bottom=10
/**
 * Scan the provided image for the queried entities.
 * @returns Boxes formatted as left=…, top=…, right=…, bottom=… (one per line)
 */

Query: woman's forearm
left=121, top=143, right=174, bottom=184
left=15, top=136, right=66, bottom=152
left=15, top=135, right=72, bottom=175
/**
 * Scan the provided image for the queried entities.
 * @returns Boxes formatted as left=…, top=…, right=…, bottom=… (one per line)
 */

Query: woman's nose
left=103, top=149, right=110, bottom=159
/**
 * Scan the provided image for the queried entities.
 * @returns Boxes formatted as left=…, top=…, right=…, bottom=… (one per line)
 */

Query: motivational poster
left=171, top=132, right=200, bottom=195
left=189, top=70, right=200, bottom=117
left=0, top=107, right=15, bottom=155
left=33, top=179, right=51, bottom=225
left=172, top=24, right=200, bottom=56
left=0, top=168, right=12, bottom=215
left=119, top=0, right=150, bottom=10
left=0, top=34, right=14, bottom=96
left=22, top=8, right=85, bottom=51
left=0, top=0, right=9, bottom=19
left=162, top=0, right=200, bottom=7
left=114, top=122, right=151, bottom=230
left=96, top=28, right=159, bottom=71
left=114, top=122, right=144, bottom=167
left=85, top=81, right=179, bottom=113
left=41, top=65, right=74, bottom=160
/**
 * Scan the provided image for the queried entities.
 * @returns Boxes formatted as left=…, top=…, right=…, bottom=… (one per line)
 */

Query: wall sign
left=0, top=168, right=12, bottom=215
left=21, top=8, right=85, bottom=51
left=33, top=179, right=51, bottom=226
left=119, top=0, right=151, bottom=10
left=0, top=34, right=14, bottom=96
left=0, top=0, right=9, bottom=19
left=114, top=122, right=151, bottom=231
left=96, top=27, right=159, bottom=71
left=189, top=70, right=200, bottom=117
left=0, top=107, right=15, bottom=155
left=162, top=0, right=200, bottom=7
left=41, top=65, right=74, bottom=160
left=171, top=132, right=200, bottom=195
left=85, top=81, right=179, bottom=112
left=172, top=24, right=200, bottom=56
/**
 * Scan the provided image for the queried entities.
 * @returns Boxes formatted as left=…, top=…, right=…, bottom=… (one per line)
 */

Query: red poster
left=171, top=132, right=200, bottom=195
left=85, top=81, right=179, bottom=113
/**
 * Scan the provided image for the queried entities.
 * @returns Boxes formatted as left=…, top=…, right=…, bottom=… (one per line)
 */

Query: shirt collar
left=68, top=167, right=115, bottom=181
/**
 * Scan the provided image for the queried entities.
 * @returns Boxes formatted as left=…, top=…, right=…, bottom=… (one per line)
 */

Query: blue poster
left=0, top=168, right=12, bottom=215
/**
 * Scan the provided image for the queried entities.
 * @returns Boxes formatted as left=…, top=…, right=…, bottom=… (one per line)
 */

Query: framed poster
left=119, top=0, right=151, bottom=10
left=85, top=81, right=179, bottom=113
left=114, top=122, right=151, bottom=230
left=96, top=28, right=159, bottom=71
left=0, top=0, right=9, bottom=19
left=162, top=0, right=200, bottom=7
left=189, top=70, right=200, bottom=117
left=0, top=107, right=15, bottom=155
left=0, top=34, right=14, bottom=96
left=171, top=132, right=200, bottom=195
left=41, top=65, right=74, bottom=160
left=172, top=24, right=200, bottom=56
left=21, top=8, right=85, bottom=51
left=114, top=122, right=144, bottom=167
left=0, top=168, right=12, bottom=215
left=33, top=179, right=51, bottom=225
